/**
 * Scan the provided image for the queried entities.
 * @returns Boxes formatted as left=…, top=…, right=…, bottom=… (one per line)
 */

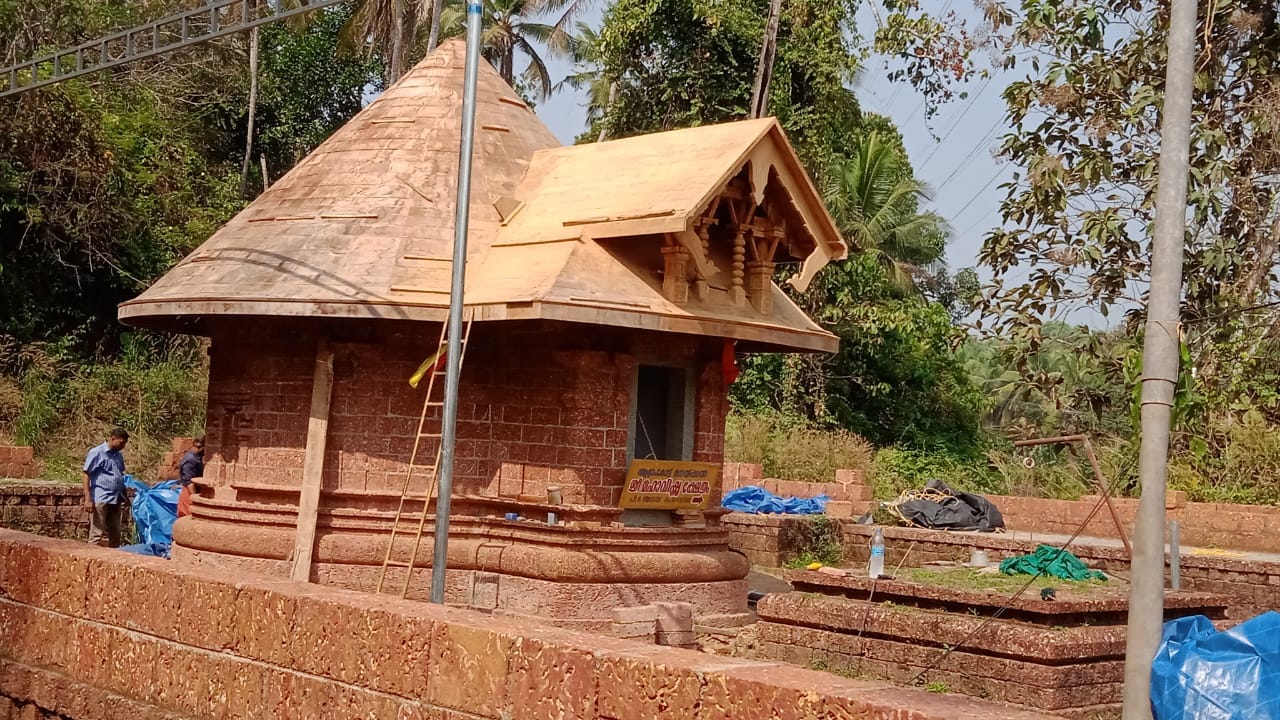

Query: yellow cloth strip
left=409, top=346, right=447, bottom=388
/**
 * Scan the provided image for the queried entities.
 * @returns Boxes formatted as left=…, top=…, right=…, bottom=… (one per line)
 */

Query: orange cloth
left=722, top=338, right=740, bottom=387
left=177, top=484, right=193, bottom=518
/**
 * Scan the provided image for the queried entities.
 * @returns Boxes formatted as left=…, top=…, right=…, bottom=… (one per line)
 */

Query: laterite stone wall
left=0, top=529, right=1056, bottom=720
left=0, top=482, right=86, bottom=540
left=201, top=320, right=727, bottom=506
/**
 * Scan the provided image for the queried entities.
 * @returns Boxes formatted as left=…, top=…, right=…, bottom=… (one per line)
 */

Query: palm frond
left=517, top=35, right=553, bottom=100
left=547, top=0, right=594, bottom=53
left=514, top=21, right=559, bottom=50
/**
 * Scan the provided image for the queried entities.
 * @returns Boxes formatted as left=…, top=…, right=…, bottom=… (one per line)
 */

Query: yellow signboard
left=620, top=460, right=721, bottom=510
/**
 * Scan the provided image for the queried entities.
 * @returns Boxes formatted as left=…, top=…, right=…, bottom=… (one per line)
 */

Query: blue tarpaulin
left=1151, top=611, right=1280, bottom=720
left=119, top=543, right=172, bottom=558
left=124, top=476, right=179, bottom=548
left=721, top=485, right=828, bottom=515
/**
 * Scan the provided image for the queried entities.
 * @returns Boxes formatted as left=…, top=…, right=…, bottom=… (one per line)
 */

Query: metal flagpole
left=430, top=0, right=484, bottom=605
left=1120, top=0, right=1198, bottom=715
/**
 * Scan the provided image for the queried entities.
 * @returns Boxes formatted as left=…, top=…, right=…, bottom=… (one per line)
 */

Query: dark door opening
left=631, top=365, right=691, bottom=462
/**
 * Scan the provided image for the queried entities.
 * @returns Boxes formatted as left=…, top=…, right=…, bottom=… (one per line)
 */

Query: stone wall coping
left=0, top=482, right=80, bottom=495
left=782, top=569, right=1230, bottom=617
left=0, top=528, right=1060, bottom=720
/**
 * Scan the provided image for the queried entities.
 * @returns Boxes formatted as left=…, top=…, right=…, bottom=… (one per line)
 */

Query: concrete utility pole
left=429, top=0, right=484, bottom=605
left=1121, top=0, right=1198, bottom=716
left=749, top=0, right=782, bottom=118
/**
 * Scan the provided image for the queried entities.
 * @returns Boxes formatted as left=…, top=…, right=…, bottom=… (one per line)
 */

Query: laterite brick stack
left=755, top=571, right=1231, bottom=719
left=154, top=437, right=195, bottom=482
left=720, top=462, right=873, bottom=504
left=0, top=446, right=41, bottom=480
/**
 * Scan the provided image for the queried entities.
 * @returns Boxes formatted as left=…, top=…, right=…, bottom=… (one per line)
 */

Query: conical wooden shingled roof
left=120, top=39, right=556, bottom=324
left=120, top=40, right=847, bottom=352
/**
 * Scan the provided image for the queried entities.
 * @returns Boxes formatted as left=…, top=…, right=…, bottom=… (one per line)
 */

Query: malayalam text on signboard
left=619, top=460, right=720, bottom=510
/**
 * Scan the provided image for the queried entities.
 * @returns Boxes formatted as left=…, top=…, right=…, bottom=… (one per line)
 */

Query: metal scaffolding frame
left=0, top=0, right=348, bottom=99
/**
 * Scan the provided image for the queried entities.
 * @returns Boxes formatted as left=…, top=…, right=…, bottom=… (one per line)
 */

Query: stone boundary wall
left=990, top=492, right=1280, bottom=554
left=725, top=514, right=1280, bottom=620
left=0, top=529, right=1056, bottom=720
left=0, top=483, right=86, bottom=540
left=0, top=447, right=42, bottom=480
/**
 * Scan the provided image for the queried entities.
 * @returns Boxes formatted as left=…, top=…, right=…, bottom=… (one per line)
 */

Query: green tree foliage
left=875, top=1, right=1280, bottom=491
left=256, top=6, right=383, bottom=169
left=0, top=2, right=379, bottom=352
left=736, top=254, right=985, bottom=452
left=0, top=82, right=243, bottom=351
left=590, top=0, right=862, bottom=181
left=960, top=322, right=1132, bottom=437
left=951, top=1, right=1280, bottom=416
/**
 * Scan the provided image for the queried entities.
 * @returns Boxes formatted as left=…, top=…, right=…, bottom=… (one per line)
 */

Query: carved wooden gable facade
left=487, top=117, right=847, bottom=342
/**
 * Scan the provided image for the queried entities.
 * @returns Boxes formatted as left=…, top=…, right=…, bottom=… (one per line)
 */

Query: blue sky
left=530, top=1, right=1017, bottom=277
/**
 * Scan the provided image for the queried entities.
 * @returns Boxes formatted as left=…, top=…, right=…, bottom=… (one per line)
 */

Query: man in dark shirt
left=179, top=436, right=204, bottom=487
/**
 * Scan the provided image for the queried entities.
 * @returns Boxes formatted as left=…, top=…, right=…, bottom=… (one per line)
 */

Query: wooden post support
left=291, top=340, right=334, bottom=582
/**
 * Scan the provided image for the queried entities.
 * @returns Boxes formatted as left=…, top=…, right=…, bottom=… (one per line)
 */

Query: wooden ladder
left=376, top=318, right=473, bottom=598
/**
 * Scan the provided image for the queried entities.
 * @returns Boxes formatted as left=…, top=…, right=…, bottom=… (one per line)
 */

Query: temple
left=120, top=39, right=846, bottom=629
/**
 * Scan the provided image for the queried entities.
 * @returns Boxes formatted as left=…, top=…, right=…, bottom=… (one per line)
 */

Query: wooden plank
left=291, top=341, right=334, bottom=582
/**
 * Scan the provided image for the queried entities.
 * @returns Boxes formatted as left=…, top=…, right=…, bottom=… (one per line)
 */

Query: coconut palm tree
left=553, top=23, right=612, bottom=132
left=334, top=0, right=431, bottom=84
left=823, top=132, right=950, bottom=292
left=438, top=0, right=563, bottom=101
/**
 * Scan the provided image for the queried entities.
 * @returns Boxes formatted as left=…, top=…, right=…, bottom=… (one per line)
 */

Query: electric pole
left=429, top=0, right=484, bottom=605
left=749, top=0, right=782, bottom=118
left=1121, top=0, right=1198, bottom=717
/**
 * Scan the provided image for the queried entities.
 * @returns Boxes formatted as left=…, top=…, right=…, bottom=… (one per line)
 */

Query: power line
left=951, top=165, right=1009, bottom=220
left=959, top=209, right=1001, bottom=239
left=935, top=116, right=1005, bottom=188
left=917, top=76, right=993, bottom=172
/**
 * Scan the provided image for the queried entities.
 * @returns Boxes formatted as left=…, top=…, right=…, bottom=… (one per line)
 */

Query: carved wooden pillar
left=693, top=218, right=715, bottom=301
left=661, top=245, right=691, bottom=304
left=730, top=228, right=747, bottom=306
left=745, top=261, right=775, bottom=315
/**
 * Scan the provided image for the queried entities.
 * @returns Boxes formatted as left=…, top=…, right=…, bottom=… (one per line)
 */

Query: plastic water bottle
left=869, top=528, right=885, bottom=579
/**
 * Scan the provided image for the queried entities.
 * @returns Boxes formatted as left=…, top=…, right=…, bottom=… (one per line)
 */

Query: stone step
left=758, top=622, right=1123, bottom=712
left=782, top=569, right=1230, bottom=626
left=757, top=592, right=1129, bottom=663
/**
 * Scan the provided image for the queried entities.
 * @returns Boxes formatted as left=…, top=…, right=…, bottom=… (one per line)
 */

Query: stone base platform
left=755, top=570, right=1231, bottom=719
left=174, top=483, right=752, bottom=630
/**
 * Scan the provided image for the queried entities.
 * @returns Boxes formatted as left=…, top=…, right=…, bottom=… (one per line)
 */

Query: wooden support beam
left=291, top=340, right=334, bottom=582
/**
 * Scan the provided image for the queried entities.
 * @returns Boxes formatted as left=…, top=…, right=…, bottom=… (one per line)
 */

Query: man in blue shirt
left=83, top=428, right=129, bottom=547
left=178, top=436, right=204, bottom=487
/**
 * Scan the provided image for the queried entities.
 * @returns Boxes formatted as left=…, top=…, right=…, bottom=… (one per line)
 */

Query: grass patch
left=725, top=411, right=873, bottom=482
left=0, top=334, right=206, bottom=481
left=902, top=567, right=1109, bottom=595
left=780, top=516, right=844, bottom=567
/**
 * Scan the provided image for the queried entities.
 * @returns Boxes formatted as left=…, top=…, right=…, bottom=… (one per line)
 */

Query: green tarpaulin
left=999, top=544, right=1108, bottom=582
